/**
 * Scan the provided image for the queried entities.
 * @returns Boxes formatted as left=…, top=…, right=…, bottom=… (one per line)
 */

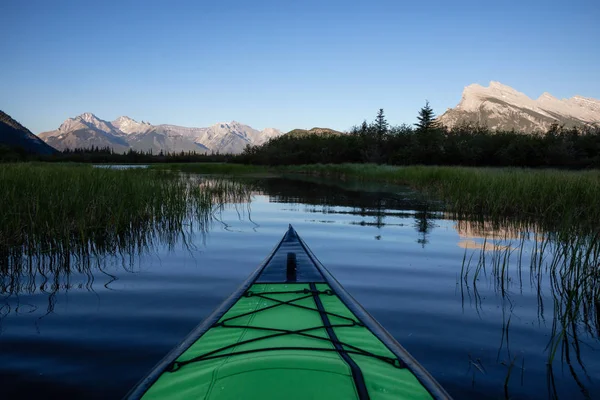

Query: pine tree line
left=3, top=102, right=599, bottom=167
left=235, top=103, right=600, bottom=168
left=1, top=145, right=230, bottom=163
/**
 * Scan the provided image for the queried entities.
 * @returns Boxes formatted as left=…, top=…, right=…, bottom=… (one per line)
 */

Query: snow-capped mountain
left=38, top=114, right=283, bottom=154
left=437, top=81, right=600, bottom=132
left=111, top=116, right=153, bottom=135
left=39, top=113, right=130, bottom=153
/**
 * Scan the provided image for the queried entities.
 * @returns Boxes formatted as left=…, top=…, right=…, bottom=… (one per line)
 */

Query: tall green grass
left=281, top=164, right=600, bottom=231
left=155, top=162, right=600, bottom=230
left=0, top=163, right=252, bottom=286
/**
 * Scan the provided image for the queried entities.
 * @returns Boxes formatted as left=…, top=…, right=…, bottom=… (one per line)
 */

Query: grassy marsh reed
left=157, top=162, right=600, bottom=231
left=0, top=163, right=252, bottom=295
left=290, top=161, right=600, bottom=392
left=458, top=219, right=600, bottom=398
left=280, top=164, right=600, bottom=230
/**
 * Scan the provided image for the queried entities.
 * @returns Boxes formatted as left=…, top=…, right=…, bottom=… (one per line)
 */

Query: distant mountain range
left=10, top=82, right=600, bottom=158
left=0, top=110, right=58, bottom=155
left=438, top=81, right=600, bottom=132
left=39, top=113, right=283, bottom=154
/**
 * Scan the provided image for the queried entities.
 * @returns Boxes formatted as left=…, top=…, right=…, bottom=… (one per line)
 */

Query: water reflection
left=0, top=176, right=252, bottom=323
left=1, top=173, right=598, bottom=399
left=242, top=176, right=443, bottom=244
left=245, top=176, right=599, bottom=398
left=458, top=220, right=599, bottom=399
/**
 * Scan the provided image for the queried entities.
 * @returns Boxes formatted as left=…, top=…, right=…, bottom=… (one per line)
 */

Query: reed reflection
left=458, top=219, right=599, bottom=399
left=0, top=166, right=253, bottom=319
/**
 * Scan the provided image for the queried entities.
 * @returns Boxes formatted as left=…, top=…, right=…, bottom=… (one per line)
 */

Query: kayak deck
left=128, top=226, right=450, bottom=399
left=142, top=283, right=430, bottom=399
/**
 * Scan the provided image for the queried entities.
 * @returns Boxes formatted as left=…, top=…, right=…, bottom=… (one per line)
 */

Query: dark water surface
left=1, top=175, right=598, bottom=399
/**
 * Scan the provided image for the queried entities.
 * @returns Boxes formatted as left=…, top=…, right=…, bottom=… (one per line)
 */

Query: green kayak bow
left=127, top=225, right=451, bottom=399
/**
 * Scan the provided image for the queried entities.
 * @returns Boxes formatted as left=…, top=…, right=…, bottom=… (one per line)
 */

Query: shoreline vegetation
left=2, top=105, right=600, bottom=168
left=3, top=104, right=598, bottom=230
left=6, top=161, right=597, bottom=268
left=0, top=164, right=251, bottom=274
left=153, top=162, right=600, bottom=232
left=2, top=105, right=599, bottom=230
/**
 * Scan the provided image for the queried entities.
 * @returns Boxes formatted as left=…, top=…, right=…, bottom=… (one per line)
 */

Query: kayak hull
left=126, top=226, right=451, bottom=400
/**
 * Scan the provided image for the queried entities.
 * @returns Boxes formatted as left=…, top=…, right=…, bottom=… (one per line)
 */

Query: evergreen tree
left=375, top=109, right=388, bottom=137
left=360, top=120, right=368, bottom=136
left=415, top=101, right=438, bottom=131
left=414, top=101, right=444, bottom=163
left=364, top=109, right=387, bottom=163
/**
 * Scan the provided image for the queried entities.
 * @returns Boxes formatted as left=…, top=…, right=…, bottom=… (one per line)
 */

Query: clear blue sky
left=1, top=0, right=598, bottom=134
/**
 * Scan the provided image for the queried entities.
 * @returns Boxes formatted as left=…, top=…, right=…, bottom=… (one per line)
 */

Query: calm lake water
left=1, top=174, right=598, bottom=399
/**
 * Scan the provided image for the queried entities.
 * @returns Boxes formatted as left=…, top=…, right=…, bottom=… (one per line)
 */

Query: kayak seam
left=310, top=282, right=370, bottom=400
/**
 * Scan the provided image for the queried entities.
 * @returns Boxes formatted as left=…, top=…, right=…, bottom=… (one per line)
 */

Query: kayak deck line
left=164, top=286, right=404, bottom=374
left=309, top=281, right=370, bottom=399
left=127, top=225, right=452, bottom=400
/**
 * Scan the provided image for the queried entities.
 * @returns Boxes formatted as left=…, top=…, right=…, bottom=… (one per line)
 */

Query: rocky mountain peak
left=114, top=115, right=135, bottom=123
left=488, top=81, right=520, bottom=93
left=58, top=112, right=117, bottom=134
left=38, top=113, right=284, bottom=154
left=538, top=92, right=557, bottom=101
left=214, top=121, right=246, bottom=130
left=79, top=112, right=99, bottom=122
left=111, top=116, right=153, bottom=134
left=438, top=81, right=600, bottom=132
